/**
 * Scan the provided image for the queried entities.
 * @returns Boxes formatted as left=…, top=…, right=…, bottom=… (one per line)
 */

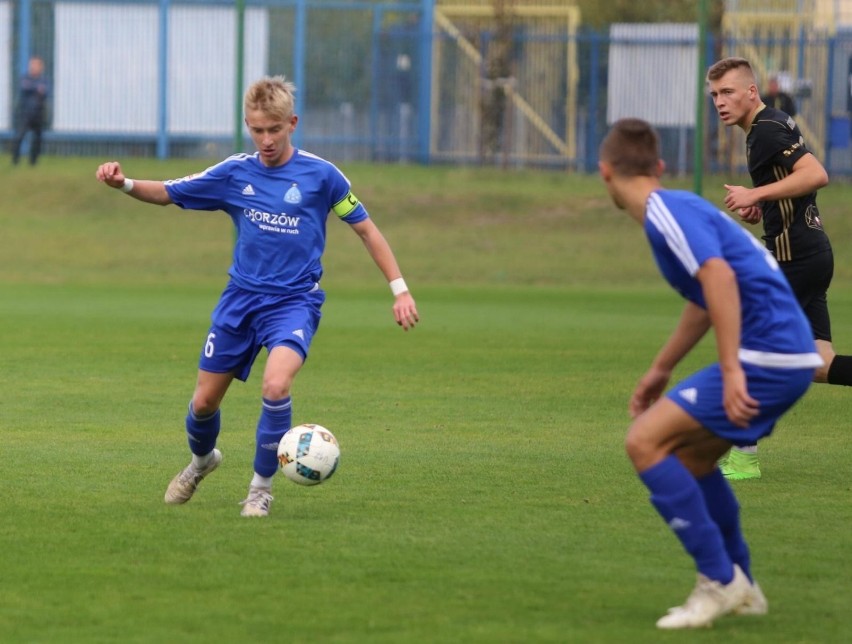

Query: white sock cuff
left=251, top=473, right=274, bottom=489
left=192, top=451, right=215, bottom=468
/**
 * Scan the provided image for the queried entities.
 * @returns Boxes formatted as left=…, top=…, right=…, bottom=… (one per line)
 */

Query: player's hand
left=722, top=367, right=759, bottom=428
left=723, top=184, right=758, bottom=211
left=738, top=205, right=762, bottom=224
left=96, top=161, right=126, bottom=189
left=393, top=292, right=419, bottom=331
left=629, top=367, right=671, bottom=418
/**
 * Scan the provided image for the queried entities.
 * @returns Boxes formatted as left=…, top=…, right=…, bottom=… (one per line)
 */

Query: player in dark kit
left=707, top=57, right=852, bottom=479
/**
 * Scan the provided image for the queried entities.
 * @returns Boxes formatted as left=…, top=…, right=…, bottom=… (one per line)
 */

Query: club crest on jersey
left=805, top=204, right=823, bottom=230
left=284, top=183, right=302, bottom=204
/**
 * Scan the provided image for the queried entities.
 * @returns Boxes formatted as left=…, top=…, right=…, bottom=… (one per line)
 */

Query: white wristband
left=389, top=277, right=408, bottom=297
left=121, top=178, right=135, bottom=193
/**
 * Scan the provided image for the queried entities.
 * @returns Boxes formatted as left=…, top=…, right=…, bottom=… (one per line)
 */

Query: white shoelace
left=240, top=488, right=273, bottom=509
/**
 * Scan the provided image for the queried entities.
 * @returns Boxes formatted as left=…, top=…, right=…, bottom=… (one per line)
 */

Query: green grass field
left=1, top=158, right=850, bottom=642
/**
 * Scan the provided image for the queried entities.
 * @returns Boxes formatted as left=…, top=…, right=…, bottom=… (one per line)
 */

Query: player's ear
left=657, top=159, right=666, bottom=176
left=598, top=160, right=612, bottom=181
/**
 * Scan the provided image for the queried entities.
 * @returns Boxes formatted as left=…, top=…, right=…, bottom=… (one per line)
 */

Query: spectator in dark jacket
left=11, top=56, right=49, bottom=166
left=761, top=76, right=796, bottom=117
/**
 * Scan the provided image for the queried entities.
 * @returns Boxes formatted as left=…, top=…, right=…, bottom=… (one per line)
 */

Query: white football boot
left=656, top=565, right=750, bottom=629
left=240, top=486, right=274, bottom=517
left=733, top=579, right=768, bottom=616
left=164, top=449, right=222, bottom=504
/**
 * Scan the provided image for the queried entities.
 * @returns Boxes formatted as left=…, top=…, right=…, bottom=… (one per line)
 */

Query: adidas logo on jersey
left=678, top=388, right=698, bottom=405
left=242, top=184, right=255, bottom=196
left=292, top=329, right=305, bottom=340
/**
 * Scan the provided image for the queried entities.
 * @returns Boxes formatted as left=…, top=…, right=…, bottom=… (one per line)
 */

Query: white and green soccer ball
left=277, top=424, right=340, bottom=486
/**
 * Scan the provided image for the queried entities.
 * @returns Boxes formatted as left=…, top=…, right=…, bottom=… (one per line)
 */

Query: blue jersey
left=645, top=190, right=820, bottom=367
left=164, top=149, right=369, bottom=294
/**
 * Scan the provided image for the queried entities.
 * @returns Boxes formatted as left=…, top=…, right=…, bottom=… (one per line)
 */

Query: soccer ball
left=277, top=424, right=340, bottom=486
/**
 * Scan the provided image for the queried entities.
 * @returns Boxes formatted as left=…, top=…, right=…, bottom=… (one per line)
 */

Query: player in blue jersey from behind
left=598, top=118, right=821, bottom=629
left=95, top=76, right=419, bottom=517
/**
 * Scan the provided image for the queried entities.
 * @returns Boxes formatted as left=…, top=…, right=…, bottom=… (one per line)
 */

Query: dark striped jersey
left=745, top=106, right=831, bottom=262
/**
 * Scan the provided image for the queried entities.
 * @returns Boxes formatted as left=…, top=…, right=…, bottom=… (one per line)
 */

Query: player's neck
left=738, top=103, right=764, bottom=131
left=621, top=177, right=661, bottom=223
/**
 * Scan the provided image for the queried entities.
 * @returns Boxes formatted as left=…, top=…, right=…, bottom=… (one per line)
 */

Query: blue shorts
left=666, top=363, right=815, bottom=446
left=198, top=282, right=325, bottom=381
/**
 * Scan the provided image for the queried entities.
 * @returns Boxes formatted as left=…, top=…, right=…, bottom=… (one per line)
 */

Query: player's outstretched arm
left=95, top=161, right=173, bottom=206
left=349, top=218, right=419, bottom=331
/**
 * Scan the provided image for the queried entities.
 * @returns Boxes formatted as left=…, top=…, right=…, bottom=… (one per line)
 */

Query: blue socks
left=639, top=455, right=734, bottom=584
left=185, top=398, right=293, bottom=479
left=185, top=403, right=221, bottom=456
left=697, top=467, right=752, bottom=581
left=254, top=397, right=292, bottom=477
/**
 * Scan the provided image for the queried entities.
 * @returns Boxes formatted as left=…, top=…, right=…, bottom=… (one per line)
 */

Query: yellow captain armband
left=332, top=191, right=360, bottom=218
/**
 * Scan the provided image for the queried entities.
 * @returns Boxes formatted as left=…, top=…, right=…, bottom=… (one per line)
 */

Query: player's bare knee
left=261, top=378, right=292, bottom=400
left=191, top=393, right=221, bottom=416
left=625, top=427, right=656, bottom=470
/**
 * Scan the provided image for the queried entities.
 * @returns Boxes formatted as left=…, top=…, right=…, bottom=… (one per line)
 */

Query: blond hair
left=244, top=76, right=297, bottom=121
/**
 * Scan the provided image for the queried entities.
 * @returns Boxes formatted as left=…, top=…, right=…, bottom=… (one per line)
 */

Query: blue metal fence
left=5, top=0, right=852, bottom=175
left=3, top=0, right=433, bottom=162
